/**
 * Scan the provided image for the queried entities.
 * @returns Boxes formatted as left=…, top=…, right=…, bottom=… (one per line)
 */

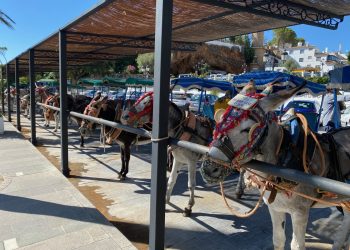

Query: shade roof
left=171, top=77, right=233, bottom=91
left=232, top=71, right=326, bottom=96
left=7, top=0, right=350, bottom=74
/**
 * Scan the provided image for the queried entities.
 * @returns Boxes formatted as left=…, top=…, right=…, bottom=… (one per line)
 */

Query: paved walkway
left=0, top=119, right=136, bottom=250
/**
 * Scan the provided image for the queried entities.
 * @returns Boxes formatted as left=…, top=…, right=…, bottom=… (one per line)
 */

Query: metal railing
left=36, top=102, right=350, bottom=198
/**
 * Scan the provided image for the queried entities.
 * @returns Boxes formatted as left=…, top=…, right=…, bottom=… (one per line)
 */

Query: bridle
left=81, top=100, right=102, bottom=130
left=212, top=102, right=268, bottom=167
left=126, top=92, right=154, bottom=127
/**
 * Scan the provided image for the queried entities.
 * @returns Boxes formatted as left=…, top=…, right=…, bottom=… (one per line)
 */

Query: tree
left=243, top=35, right=255, bottom=67
left=113, top=57, right=137, bottom=74
left=0, top=10, right=15, bottom=29
left=229, top=35, right=245, bottom=46
left=136, top=53, right=154, bottom=73
left=283, top=58, right=300, bottom=72
left=347, top=51, right=350, bottom=64
left=268, top=27, right=305, bottom=48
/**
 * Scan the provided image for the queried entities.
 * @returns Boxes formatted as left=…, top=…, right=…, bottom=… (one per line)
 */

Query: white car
left=341, top=106, right=350, bottom=127
left=170, top=92, right=191, bottom=107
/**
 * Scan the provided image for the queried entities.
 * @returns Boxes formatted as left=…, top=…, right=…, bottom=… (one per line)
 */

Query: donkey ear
left=258, top=81, right=306, bottom=112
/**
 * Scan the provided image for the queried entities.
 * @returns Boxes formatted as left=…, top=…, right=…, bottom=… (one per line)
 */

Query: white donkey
left=201, top=82, right=350, bottom=250
left=121, top=92, right=213, bottom=216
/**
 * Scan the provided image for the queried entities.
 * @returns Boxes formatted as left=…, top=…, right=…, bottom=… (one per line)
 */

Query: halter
left=127, top=92, right=154, bottom=125
left=213, top=100, right=267, bottom=167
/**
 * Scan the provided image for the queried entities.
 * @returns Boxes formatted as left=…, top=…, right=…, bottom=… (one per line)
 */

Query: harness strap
left=179, top=111, right=196, bottom=141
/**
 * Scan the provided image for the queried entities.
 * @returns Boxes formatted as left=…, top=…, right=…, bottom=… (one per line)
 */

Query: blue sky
left=1, top=0, right=350, bottom=62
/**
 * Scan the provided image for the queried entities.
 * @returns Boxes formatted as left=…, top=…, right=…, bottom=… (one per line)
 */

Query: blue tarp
left=328, top=66, right=350, bottom=90
left=171, top=77, right=234, bottom=91
left=232, top=71, right=326, bottom=96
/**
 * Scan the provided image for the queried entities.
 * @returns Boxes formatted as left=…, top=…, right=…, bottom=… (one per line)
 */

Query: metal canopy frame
left=4, top=0, right=350, bottom=249
left=192, top=0, right=343, bottom=29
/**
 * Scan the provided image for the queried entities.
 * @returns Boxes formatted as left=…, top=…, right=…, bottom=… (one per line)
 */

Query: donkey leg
left=183, top=161, right=196, bottom=217
left=234, top=169, right=246, bottom=199
left=119, top=147, right=125, bottom=179
left=80, top=135, right=85, bottom=148
left=268, top=207, right=286, bottom=250
left=290, top=210, right=308, bottom=250
left=166, top=158, right=181, bottom=204
left=332, top=210, right=350, bottom=250
left=122, top=145, right=131, bottom=179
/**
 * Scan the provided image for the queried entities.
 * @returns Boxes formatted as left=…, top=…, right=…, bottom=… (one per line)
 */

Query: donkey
left=79, top=96, right=150, bottom=180
left=121, top=92, right=213, bottom=216
left=43, top=94, right=92, bottom=133
left=201, top=82, right=350, bottom=250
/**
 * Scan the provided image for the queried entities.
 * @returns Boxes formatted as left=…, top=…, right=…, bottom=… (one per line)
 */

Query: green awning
left=77, top=78, right=103, bottom=86
left=37, top=79, right=59, bottom=86
left=103, top=77, right=153, bottom=87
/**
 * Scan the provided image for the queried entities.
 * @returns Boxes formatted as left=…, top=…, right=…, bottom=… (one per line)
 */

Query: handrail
left=37, top=102, right=350, bottom=197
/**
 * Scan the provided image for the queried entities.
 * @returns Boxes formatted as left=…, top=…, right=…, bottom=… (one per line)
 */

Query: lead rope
left=241, top=165, right=350, bottom=212
left=295, top=113, right=326, bottom=176
left=220, top=180, right=267, bottom=218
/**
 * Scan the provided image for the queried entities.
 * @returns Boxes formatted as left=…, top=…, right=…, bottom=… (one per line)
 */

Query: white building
left=284, top=42, right=344, bottom=76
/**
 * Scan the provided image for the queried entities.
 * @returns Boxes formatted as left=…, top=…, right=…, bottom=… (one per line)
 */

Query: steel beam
left=6, top=64, right=11, bottom=121
left=59, top=30, right=69, bottom=177
left=29, top=49, right=37, bottom=145
left=15, top=58, right=21, bottom=131
left=149, top=0, right=173, bottom=249
left=192, top=0, right=343, bottom=30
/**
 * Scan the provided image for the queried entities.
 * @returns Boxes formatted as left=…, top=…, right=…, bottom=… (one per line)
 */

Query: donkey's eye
left=241, top=128, right=250, bottom=133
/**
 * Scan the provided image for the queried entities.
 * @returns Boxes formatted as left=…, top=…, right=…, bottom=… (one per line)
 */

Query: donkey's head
left=79, top=96, right=108, bottom=137
left=20, top=95, right=30, bottom=110
left=44, top=94, right=59, bottom=121
left=201, top=81, right=305, bottom=184
left=121, top=91, right=153, bottom=127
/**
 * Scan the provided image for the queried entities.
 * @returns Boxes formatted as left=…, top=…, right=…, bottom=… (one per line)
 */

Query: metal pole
left=59, top=30, right=69, bottom=177
left=149, top=0, right=173, bottom=249
left=316, top=93, right=325, bottom=131
left=15, top=58, right=21, bottom=131
left=6, top=64, right=11, bottom=121
left=29, top=49, right=37, bottom=145
left=198, top=87, right=203, bottom=114
left=1, top=66, right=4, bottom=114
left=333, top=89, right=339, bottom=129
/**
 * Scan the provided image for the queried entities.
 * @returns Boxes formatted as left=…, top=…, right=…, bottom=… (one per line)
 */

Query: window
left=300, top=49, right=305, bottom=54
left=308, top=56, right=312, bottom=59
left=299, top=58, right=304, bottom=62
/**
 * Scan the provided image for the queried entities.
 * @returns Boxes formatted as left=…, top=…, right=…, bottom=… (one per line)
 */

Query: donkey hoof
left=234, top=192, right=243, bottom=199
left=182, top=208, right=192, bottom=217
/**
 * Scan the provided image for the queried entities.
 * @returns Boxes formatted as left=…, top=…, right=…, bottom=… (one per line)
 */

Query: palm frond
left=0, top=10, right=15, bottom=29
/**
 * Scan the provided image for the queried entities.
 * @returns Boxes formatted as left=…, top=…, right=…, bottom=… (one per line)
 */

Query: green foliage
left=305, top=76, right=329, bottom=85
left=136, top=53, right=154, bottom=73
left=19, top=76, right=28, bottom=84
left=114, top=57, right=137, bottom=74
left=229, top=35, right=245, bottom=46
left=243, top=35, right=255, bottom=66
left=268, top=27, right=305, bottom=47
left=347, top=51, right=350, bottom=64
left=283, top=58, right=300, bottom=72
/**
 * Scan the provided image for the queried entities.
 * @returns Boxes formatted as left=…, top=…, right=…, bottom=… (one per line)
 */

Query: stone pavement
left=10, top=114, right=345, bottom=250
left=0, top=119, right=136, bottom=250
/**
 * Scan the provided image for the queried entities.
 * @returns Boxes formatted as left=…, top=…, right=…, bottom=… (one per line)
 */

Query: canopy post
left=6, top=64, right=11, bottom=122
left=15, top=58, right=21, bottom=131
left=1, top=66, right=5, bottom=115
left=59, top=30, right=70, bottom=177
left=29, top=49, right=37, bottom=145
left=317, top=93, right=325, bottom=130
left=333, top=89, right=339, bottom=129
left=149, top=0, right=173, bottom=249
left=198, top=87, right=204, bottom=113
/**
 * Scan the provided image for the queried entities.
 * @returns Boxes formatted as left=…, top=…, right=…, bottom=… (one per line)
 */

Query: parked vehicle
left=189, top=94, right=218, bottom=112
left=178, top=74, right=193, bottom=78
left=282, top=99, right=320, bottom=130
left=341, top=106, right=350, bottom=127
left=170, top=91, right=191, bottom=107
